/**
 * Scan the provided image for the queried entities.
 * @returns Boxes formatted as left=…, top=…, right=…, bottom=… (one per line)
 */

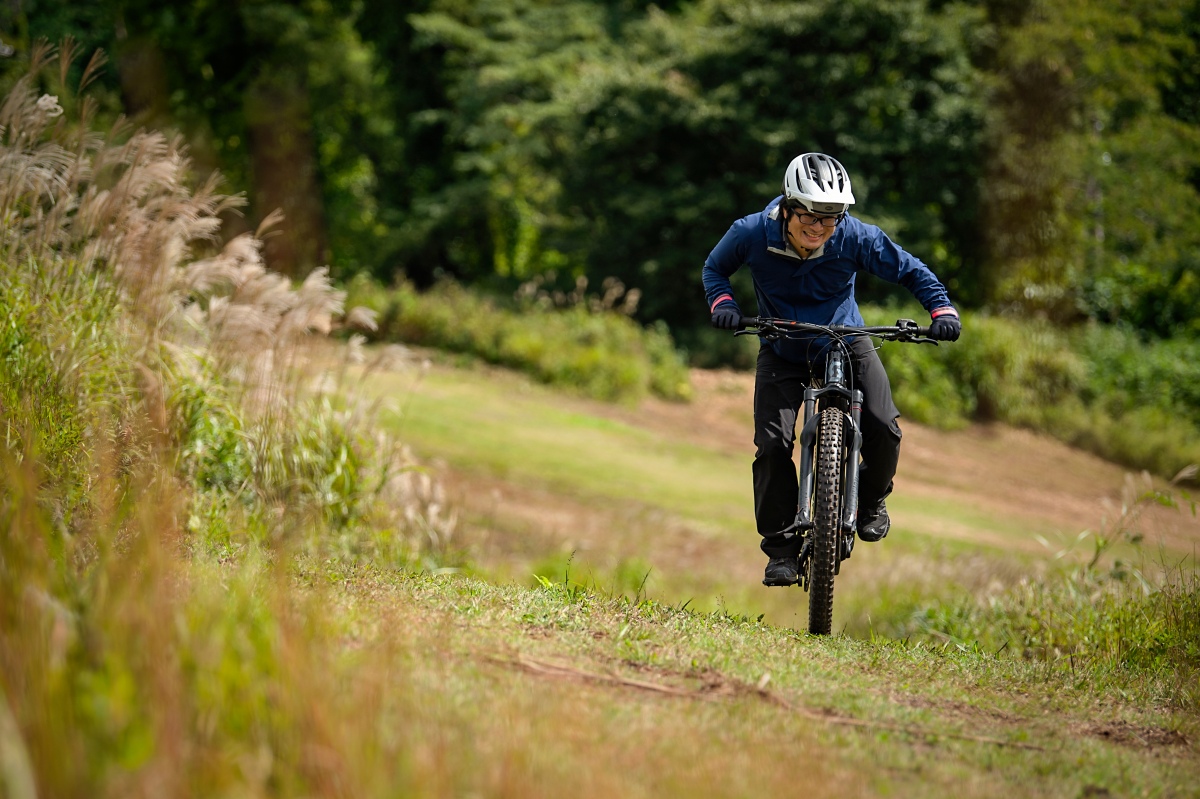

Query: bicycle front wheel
left=807, top=407, right=844, bottom=635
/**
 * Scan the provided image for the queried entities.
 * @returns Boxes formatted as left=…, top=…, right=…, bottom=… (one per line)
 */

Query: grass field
left=303, top=563, right=1198, bottom=799
left=278, top=351, right=1200, bottom=798
left=7, top=348, right=1198, bottom=798
left=366, top=353, right=1199, bottom=636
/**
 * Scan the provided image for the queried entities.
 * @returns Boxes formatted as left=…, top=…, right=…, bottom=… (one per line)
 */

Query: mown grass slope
left=366, top=354, right=1200, bottom=637
left=305, top=563, right=1199, bottom=799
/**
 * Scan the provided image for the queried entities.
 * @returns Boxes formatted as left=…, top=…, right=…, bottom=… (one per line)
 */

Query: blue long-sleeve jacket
left=703, top=196, right=955, bottom=363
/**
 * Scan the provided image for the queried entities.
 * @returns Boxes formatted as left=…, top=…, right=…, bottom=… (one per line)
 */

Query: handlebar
left=736, top=317, right=937, bottom=344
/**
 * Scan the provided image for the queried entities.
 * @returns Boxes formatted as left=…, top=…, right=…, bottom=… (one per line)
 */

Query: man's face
left=786, top=207, right=841, bottom=252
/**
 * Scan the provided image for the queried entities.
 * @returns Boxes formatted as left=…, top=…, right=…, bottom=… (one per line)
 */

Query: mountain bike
left=736, top=317, right=939, bottom=635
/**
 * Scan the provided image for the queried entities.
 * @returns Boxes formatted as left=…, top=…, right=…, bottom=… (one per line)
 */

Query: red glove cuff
left=710, top=294, right=735, bottom=313
left=931, top=306, right=959, bottom=319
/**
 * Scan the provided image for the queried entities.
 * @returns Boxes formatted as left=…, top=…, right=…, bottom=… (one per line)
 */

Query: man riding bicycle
left=702, top=152, right=962, bottom=587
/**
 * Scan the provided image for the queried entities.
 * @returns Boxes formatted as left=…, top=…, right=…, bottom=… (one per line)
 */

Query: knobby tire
left=807, top=407, right=843, bottom=635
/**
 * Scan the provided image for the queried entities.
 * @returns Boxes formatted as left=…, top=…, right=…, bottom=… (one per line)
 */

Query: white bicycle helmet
left=781, top=152, right=855, bottom=214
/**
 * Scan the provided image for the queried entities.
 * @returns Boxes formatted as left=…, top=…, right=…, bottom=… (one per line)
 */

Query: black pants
left=753, top=340, right=902, bottom=558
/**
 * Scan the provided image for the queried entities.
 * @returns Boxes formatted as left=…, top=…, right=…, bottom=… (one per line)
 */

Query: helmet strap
left=782, top=211, right=813, bottom=257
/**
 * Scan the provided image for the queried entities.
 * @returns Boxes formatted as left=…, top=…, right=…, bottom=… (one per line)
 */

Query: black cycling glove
left=711, top=303, right=742, bottom=331
left=929, top=308, right=961, bottom=342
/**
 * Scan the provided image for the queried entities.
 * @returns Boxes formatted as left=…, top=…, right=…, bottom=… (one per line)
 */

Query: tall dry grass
left=2, top=42, right=349, bottom=409
left=0, top=39, right=455, bottom=548
left=0, top=41, right=464, bottom=797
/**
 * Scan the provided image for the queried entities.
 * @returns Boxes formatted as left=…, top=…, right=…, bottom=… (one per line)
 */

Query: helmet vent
left=781, top=152, right=855, bottom=213
left=777, top=151, right=854, bottom=211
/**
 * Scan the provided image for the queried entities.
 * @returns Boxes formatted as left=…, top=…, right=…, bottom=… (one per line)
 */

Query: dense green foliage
left=408, top=0, right=986, bottom=328
left=980, top=0, right=1200, bottom=331
left=865, top=306, right=1200, bottom=478
left=346, top=274, right=692, bottom=401
left=6, top=0, right=1198, bottom=330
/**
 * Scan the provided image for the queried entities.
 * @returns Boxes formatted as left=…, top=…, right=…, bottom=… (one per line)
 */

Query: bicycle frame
left=737, top=317, right=936, bottom=585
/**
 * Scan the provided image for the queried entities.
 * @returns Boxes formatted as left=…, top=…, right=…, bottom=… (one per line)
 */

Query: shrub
left=861, top=305, right=1200, bottom=479
left=345, top=274, right=693, bottom=403
left=1075, top=324, right=1200, bottom=429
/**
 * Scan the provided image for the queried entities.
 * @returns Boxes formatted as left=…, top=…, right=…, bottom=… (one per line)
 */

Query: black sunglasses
left=787, top=205, right=843, bottom=228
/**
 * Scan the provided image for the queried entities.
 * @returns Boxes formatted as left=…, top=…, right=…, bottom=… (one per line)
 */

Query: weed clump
left=904, top=471, right=1200, bottom=709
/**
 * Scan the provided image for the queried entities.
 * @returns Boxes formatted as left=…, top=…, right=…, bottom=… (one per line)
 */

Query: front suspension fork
left=794, top=388, right=864, bottom=536
left=841, top=391, right=864, bottom=534
left=776, top=385, right=864, bottom=579
left=795, top=388, right=819, bottom=532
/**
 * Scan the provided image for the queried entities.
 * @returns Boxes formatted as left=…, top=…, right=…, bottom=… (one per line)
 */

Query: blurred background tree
left=407, top=0, right=987, bottom=331
left=979, top=0, right=1200, bottom=335
left=2, top=0, right=1198, bottom=339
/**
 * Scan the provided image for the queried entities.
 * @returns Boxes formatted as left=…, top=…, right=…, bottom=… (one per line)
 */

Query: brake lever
left=892, top=318, right=939, bottom=345
left=736, top=321, right=785, bottom=340
left=890, top=334, right=939, bottom=346
left=739, top=330, right=782, bottom=342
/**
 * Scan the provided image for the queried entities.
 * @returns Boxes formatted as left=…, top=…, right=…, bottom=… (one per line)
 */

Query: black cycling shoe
left=857, top=500, right=890, bottom=542
left=763, top=555, right=800, bottom=586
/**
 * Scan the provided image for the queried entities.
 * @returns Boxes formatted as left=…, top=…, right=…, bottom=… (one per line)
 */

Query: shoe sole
left=762, top=575, right=799, bottom=587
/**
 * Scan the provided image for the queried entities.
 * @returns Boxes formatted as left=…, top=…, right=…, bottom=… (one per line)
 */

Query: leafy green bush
left=345, top=275, right=693, bottom=402
left=1075, top=325, right=1200, bottom=428
left=861, top=305, right=1200, bottom=479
